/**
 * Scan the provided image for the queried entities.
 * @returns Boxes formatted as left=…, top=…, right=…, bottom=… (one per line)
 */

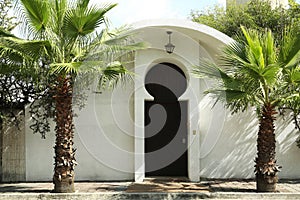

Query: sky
left=95, top=0, right=226, bottom=28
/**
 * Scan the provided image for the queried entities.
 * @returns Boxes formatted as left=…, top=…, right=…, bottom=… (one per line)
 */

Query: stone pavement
left=0, top=177, right=300, bottom=199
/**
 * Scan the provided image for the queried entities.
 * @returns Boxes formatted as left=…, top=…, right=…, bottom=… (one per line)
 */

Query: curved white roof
left=130, top=19, right=234, bottom=60
left=131, top=18, right=234, bottom=45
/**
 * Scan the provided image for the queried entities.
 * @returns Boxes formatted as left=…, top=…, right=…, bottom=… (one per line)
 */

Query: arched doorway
left=144, top=62, right=188, bottom=176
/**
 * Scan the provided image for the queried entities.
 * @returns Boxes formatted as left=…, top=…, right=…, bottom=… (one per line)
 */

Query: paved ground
left=0, top=177, right=300, bottom=193
left=1, top=177, right=300, bottom=199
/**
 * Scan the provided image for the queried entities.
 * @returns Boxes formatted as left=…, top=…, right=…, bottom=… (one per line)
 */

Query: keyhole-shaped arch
left=145, top=62, right=187, bottom=101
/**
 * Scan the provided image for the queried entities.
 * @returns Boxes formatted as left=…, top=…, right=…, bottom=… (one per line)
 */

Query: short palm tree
left=193, top=26, right=300, bottom=192
left=13, top=0, right=144, bottom=192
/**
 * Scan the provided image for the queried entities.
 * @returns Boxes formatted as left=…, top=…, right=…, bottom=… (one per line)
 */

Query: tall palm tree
left=14, top=0, right=144, bottom=192
left=193, top=26, right=300, bottom=192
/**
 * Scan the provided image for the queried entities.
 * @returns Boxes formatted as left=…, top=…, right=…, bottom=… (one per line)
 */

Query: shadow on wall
left=200, top=108, right=300, bottom=179
left=200, top=109, right=258, bottom=179
left=275, top=113, right=300, bottom=179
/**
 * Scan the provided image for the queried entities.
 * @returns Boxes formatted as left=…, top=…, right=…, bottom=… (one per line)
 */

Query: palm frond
left=51, top=0, right=67, bottom=35
left=261, top=64, right=281, bottom=86
left=221, top=41, right=261, bottom=79
left=193, top=26, right=286, bottom=113
left=77, top=0, right=90, bottom=9
left=205, top=88, right=246, bottom=101
left=86, top=26, right=146, bottom=68
left=0, top=28, right=16, bottom=37
left=279, top=27, right=300, bottom=69
left=192, top=59, right=228, bottom=80
left=221, top=40, right=246, bottom=68
left=227, top=27, right=281, bottom=88
left=50, top=62, right=82, bottom=75
left=98, top=61, right=133, bottom=89
left=0, top=35, right=50, bottom=61
left=262, top=29, right=277, bottom=65
left=290, top=67, right=300, bottom=84
left=241, top=26, right=265, bottom=70
left=19, top=0, right=51, bottom=37
left=63, top=3, right=116, bottom=39
left=193, top=56, right=258, bottom=112
left=91, top=27, right=146, bottom=53
left=203, top=88, right=252, bottom=112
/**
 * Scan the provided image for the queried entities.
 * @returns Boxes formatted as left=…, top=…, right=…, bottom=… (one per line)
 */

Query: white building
left=17, top=19, right=299, bottom=182
left=0, top=18, right=299, bottom=183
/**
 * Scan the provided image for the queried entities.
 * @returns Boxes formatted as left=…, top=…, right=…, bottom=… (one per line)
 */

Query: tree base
left=53, top=175, right=75, bottom=193
left=256, top=174, right=277, bottom=192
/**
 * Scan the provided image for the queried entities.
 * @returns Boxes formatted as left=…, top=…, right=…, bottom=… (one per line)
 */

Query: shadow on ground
left=1, top=178, right=300, bottom=193
left=0, top=185, right=51, bottom=193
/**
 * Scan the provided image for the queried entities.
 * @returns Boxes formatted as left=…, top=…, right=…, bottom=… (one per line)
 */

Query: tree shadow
left=279, top=179, right=300, bottom=184
left=93, top=184, right=128, bottom=192
left=0, top=185, right=51, bottom=193
left=207, top=179, right=256, bottom=193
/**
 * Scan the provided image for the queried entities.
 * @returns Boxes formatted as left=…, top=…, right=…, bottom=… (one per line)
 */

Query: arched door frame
left=134, top=55, right=200, bottom=182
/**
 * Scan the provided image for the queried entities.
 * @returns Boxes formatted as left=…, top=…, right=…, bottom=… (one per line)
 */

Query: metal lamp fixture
left=165, top=31, right=175, bottom=54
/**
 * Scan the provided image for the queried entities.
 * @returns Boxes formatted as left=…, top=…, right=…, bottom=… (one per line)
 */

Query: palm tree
left=193, top=26, right=300, bottom=192
left=13, top=0, right=144, bottom=192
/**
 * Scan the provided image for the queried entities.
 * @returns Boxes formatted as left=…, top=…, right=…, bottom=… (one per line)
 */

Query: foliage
left=0, top=11, right=47, bottom=124
left=0, top=0, right=21, bottom=121
left=193, top=26, right=300, bottom=117
left=191, top=0, right=300, bottom=42
left=0, top=33, right=56, bottom=135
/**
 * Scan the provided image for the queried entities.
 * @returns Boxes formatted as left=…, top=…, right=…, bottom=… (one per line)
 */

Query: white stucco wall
left=74, top=85, right=135, bottom=181
left=25, top=84, right=135, bottom=181
left=199, top=103, right=300, bottom=179
left=25, top=108, right=54, bottom=181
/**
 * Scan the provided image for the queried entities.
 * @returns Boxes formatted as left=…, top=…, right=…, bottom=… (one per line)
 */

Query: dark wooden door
left=144, top=62, right=187, bottom=177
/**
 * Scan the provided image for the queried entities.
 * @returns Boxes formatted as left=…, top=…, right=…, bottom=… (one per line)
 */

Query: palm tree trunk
left=53, top=76, right=76, bottom=193
left=255, top=103, right=280, bottom=192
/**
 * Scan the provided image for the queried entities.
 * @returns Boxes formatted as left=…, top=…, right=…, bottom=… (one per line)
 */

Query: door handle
left=182, top=138, right=186, bottom=144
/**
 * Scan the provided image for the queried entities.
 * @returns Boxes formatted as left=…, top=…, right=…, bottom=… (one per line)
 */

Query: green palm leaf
left=290, top=68, right=300, bottom=83
left=19, top=0, right=50, bottom=36
left=279, top=27, right=300, bottom=69
left=0, top=28, right=16, bottom=37
left=50, top=62, right=82, bottom=74
left=99, top=61, right=133, bottom=89
left=0, top=35, right=50, bottom=61
left=63, top=3, right=116, bottom=39
left=241, top=26, right=265, bottom=70
left=261, top=64, right=281, bottom=86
